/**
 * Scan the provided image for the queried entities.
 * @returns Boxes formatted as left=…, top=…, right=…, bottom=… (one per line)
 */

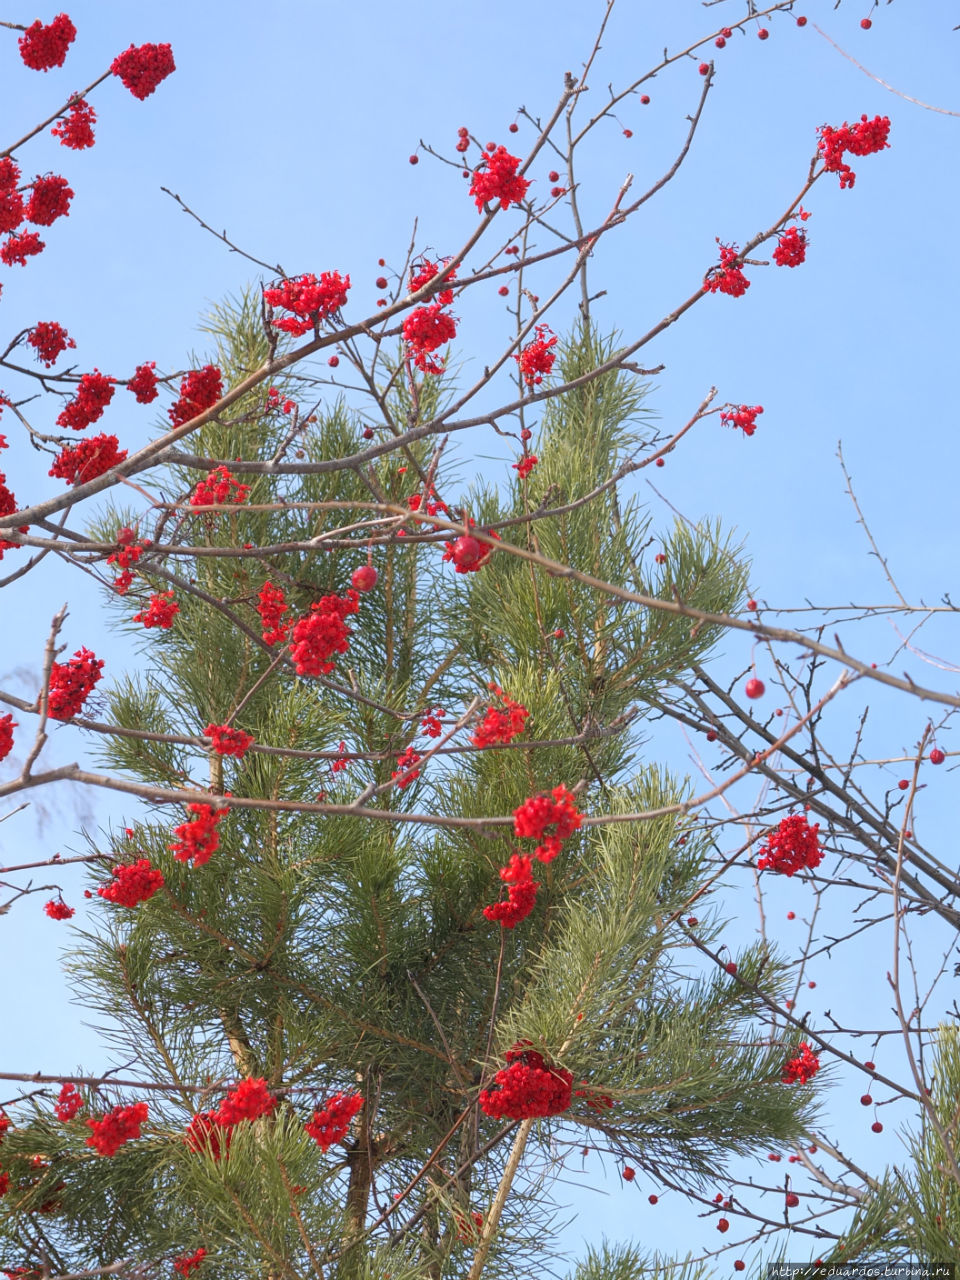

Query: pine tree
left=0, top=302, right=820, bottom=1279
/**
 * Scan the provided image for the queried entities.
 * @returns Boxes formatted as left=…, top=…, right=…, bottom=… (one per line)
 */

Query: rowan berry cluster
left=304, top=1091, right=364, bottom=1151
left=479, top=1043, right=573, bottom=1119
left=190, top=464, right=250, bottom=507
left=18, top=14, right=77, bottom=71
left=289, top=589, right=359, bottom=676
left=28, top=322, right=75, bottom=367
left=1, top=230, right=44, bottom=267
left=703, top=242, right=750, bottom=297
left=818, top=114, right=891, bottom=189
left=409, top=257, right=457, bottom=305
left=392, top=745, right=422, bottom=789
left=97, top=858, right=165, bottom=908
left=403, top=302, right=458, bottom=375
left=782, top=1041, right=820, bottom=1084
left=168, top=802, right=224, bottom=867
left=757, top=813, right=823, bottom=876
left=184, top=1110, right=233, bottom=1161
left=44, top=899, right=74, bottom=920
left=216, top=1077, right=277, bottom=1126
left=772, top=225, right=807, bottom=268
left=420, top=707, right=445, bottom=738
left=54, top=1082, right=84, bottom=1121
left=49, top=433, right=127, bottom=486
left=55, top=371, right=115, bottom=431
left=483, top=853, right=540, bottom=928
left=47, top=647, right=103, bottom=720
left=513, top=453, right=538, bottom=478
left=515, top=324, right=557, bottom=387
left=132, top=590, right=179, bottom=629
left=51, top=97, right=96, bottom=150
left=127, top=361, right=159, bottom=403
left=264, top=271, right=351, bottom=336
left=719, top=404, right=763, bottom=437
left=173, top=1249, right=207, bottom=1277
left=203, top=723, right=254, bottom=758
left=455, top=1210, right=485, bottom=1242
left=0, top=159, right=24, bottom=234
left=0, top=713, right=16, bottom=762
left=168, top=365, right=222, bottom=427
left=110, top=42, right=176, bottom=99
left=469, top=145, right=530, bottom=212
left=0, top=450, right=28, bottom=560
left=84, top=1101, right=148, bottom=1156
left=24, top=175, right=73, bottom=227
left=257, top=581, right=291, bottom=646
left=513, top=783, right=582, bottom=862
left=106, top=528, right=145, bottom=595
left=442, top=526, right=500, bottom=573
left=471, top=685, right=529, bottom=748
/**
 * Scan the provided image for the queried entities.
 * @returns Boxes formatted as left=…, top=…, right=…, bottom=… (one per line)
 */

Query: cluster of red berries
left=0, top=228, right=44, bottom=267
left=168, top=802, right=225, bottom=867
left=56, top=370, right=115, bottom=431
left=48, top=647, right=103, bottom=720
left=169, top=364, right=223, bottom=427
left=257, top=581, right=291, bottom=646
left=818, top=114, right=891, bottom=189
left=190, top=464, right=250, bottom=507
left=0, top=712, right=15, bottom=763
left=217, top=1077, right=277, bottom=1126
left=127, top=361, right=159, bottom=403
left=469, top=145, right=530, bottom=212
left=304, top=1091, right=364, bottom=1151
left=720, top=404, right=763, bottom=437
left=471, top=684, right=530, bottom=748
left=24, top=174, right=74, bottom=226
left=203, top=723, right=254, bottom=758
left=106, top=527, right=145, bottom=595
left=703, top=242, right=750, bottom=297
left=54, top=1082, right=84, bottom=1121
left=132, top=589, right=179, bottom=630
left=392, top=745, right=422, bottom=789
left=289, top=589, right=360, bottom=676
left=513, top=453, right=538, bottom=480
left=0, top=159, right=24, bottom=235
left=782, top=1041, right=820, bottom=1084
left=44, top=898, right=74, bottom=920
left=479, top=1042, right=573, bottom=1120
left=97, top=857, right=164, bottom=908
left=419, top=707, right=445, bottom=738
left=513, top=783, right=582, bottom=862
left=757, top=814, right=823, bottom=877
left=442, top=524, right=500, bottom=574
left=773, top=225, right=808, bottom=268
left=403, top=257, right=458, bottom=375
left=85, top=1101, right=149, bottom=1156
left=455, top=125, right=471, bottom=154
left=454, top=1210, right=485, bottom=1243
left=515, top=324, right=558, bottom=388
left=28, top=321, right=75, bottom=367
left=264, top=271, right=351, bottom=337
left=110, top=42, right=176, bottom=100
left=18, top=13, right=77, bottom=70
left=49, top=433, right=127, bottom=486
left=173, top=1248, right=207, bottom=1277
left=51, top=96, right=96, bottom=150
left=483, top=853, right=540, bottom=928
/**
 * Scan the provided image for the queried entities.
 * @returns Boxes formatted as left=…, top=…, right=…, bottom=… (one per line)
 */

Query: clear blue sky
left=1, top=0, right=958, bottom=1271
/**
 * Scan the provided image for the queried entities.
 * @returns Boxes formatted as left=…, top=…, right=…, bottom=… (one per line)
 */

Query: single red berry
left=553, top=628, right=565, bottom=639
left=714, top=1194, right=723, bottom=1204
left=498, top=285, right=509, bottom=296
left=860, top=18, right=872, bottom=29
left=648, top=1193, right=658, bottom=1204
left=871, top=1121, right=883, bottom=1133
left=796, top=15, right=808, bottom=25
left=698, top=62, right=709, bottom=75
left=409, top=155, right=419, bottom=165
left=860, top=1094, right=873, bottom=1106
left=550, top=186, right=565, bottom=198
left=864, top=1061, right=876, bottom=1071
left=735, top=1264, right=745, bottom=1273
left=548, top=170, right=559, bottom=183
left=655, top=457, right=664, bottom=467
left=715, top=37, right=726, bottom=48
left=520, top=428, right=532, bottom=441
left=686, top=916, right=697, bottom=926
left=328, top=355, right=339, bottom=367
left=117, top=526, right=136, bottom=544
left=640, top=94, right=650, bottom=104
left=757, top=27, right=769, bottom=39
left=785, top=1192, right=799, bottom=1208
left=706, top=730, right=717, bottom=742
left=808, top=981, right=816, bottom=988
left=929, top=748, right=945, bottom=765
left=717, top=1218, right=729, bottom=1233
left=451, top=535, right=482, bottom=569
left=745, top=677, right=765, bottom=699
left=897, top=779, right=910, bottom=791
left=362, top=427, right=374, bottom=440
left=375, top=276, right=387, bottom=289
left=622, top=128, right=633, bottom=137
left=725, top=962, right=737, bottom=975
left=746, top=599, right=757, bottom=610
left=775, top=708, right=783, bottom=716
left=721, top=27, right=732, bottom=37
left=351, top=565, right=378, bottom=593
left=509, top=123, right=518, bottom=133
left=786, top=911, right=795, bottom=920
left=622, top=1166, right=635, bottom=1181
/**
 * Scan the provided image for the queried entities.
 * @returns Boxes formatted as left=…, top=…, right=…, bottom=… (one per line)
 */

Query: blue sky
left=1, top=0, right=958, bottom=1270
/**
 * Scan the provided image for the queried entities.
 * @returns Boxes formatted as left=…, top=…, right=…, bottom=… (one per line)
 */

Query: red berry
left=686, top=916, right=698, bottom=926
left=725, top=962, right=737, bottom=975
left=796, top=15, right=807, bottom=25
left=640, top=95, right=650, bottom=105
left=715, top=37, right=726, bottom=48
left=746, top=599, right=757, bottom=610
left=622, top=128, right=633, bottom=137
left=930, top=748, right=945, bottom=765
left=808, top=981, right=816, bottom=988
left=860, top=18, right=872, bottom=29
left=735, top=1265, right=745, bottom=1273
left=698, top=62, right=709, bottom=75
left=706, top=730, right=718, bottom=742
left=786, top=911, right=795, bottom=920
left=328, top=356, right=339, bottom=367
left=757, top=27, right=769, bottom=39
left=648, top=1193, right=658, bottom=1204
left=553, top=628, right=565, bottom=639
left=622, top=1166, right=635, bottom=1181
left=409, top=155, right=419, bottom=165
left=745, top=677, right=765, bottom=699
left=362, top=427, right=374, bottom=440
left=721, top=27, right=732, bottom=37
left=871, top=1121, right=883, bottom=1133
left=860, top=1094, right=873, bottom=1106
left=509, top=123, right=518, bottom=133
left=717, top=1218, right=729, bottom=1233
left=864, top=1061, right=875, bottom=1071
left=498, top=285, right=509, bottom=296
left=550, top=186, right=565, bottom=198
left=117, top=526, right=136, bottom=544
left=897, top=779, right=910, bottom=791
left=351, top=565, right=378, bottom=593
left=548, top=170, right=559, bottom=182
left=785, top=1192, right=799, bottom=1208
left=655, top=457, right=664, bottom=467
left=451, top=535, right=482, bottom=569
